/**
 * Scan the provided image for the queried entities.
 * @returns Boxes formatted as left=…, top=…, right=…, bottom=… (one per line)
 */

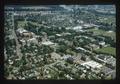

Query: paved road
left=12, top=12, right=23, bottom=60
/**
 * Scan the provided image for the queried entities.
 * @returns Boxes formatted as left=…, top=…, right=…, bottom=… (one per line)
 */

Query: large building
left=81, top=60, right=103, bottom=70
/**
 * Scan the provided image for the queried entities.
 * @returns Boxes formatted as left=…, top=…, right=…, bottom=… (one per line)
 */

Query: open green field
left=17, top=21, right=42, bottom=28
left=66, top=49, right=76, bottom=56
left=95, top=47, right=116, bottom=57
left=87, top=28, right=116, bottom=42
left=17, top=21, right=26, bottom=28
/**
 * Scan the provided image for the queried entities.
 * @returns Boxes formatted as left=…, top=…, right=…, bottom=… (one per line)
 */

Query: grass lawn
left=95, top=47, right=116, bottom=57
left=17, top=21, right=42, bottom=28
left=66, top=49, right=76, bottom=56
left=87, top=28, right=116, bottom=41
left=17, top=21, right=26, bottom=28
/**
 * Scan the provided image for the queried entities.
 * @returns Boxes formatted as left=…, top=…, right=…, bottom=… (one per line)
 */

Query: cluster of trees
left=5, top=39, right=16, bottom=56
left=103, top=36, right=116, bottom=47
left=56, top=45, right=67, bottom=55
left=4, top=13, right=17, bottom=58
left=21, top=43, right=54, bottom=55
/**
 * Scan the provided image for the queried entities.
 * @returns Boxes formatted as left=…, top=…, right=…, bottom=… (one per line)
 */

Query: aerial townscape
left=4, top=5, right=116, bottom=80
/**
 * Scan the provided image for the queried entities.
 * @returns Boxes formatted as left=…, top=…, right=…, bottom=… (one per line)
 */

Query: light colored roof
left=56, top=34, right=62, bottom=36
left=99, top=41, right=105, bottom=45
left=76, top=47, right=86, bottom=51
left=17, top=28, right=27, bottom=33
left=42, top=41, right=54, bottom=45
left=81, top=61, right=102, bottom=69
left=28, top=38, right=36, bottom=41
left=83, top=24, right=91, bottom=27
left=20, top=39, right=26, bottom=43
left=83, top=24, right=94, bottom=28
left=73, top=26, right=82, bottom=30
left=108, top=31, right=113, bottom=33
left=14, top=13, right=19, bottom=16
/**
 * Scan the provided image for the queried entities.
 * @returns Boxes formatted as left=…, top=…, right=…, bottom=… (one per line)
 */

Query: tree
left=56, top=44, right=66, bottom=53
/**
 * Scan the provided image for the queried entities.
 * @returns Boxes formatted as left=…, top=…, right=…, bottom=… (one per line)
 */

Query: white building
left=76, top=47, right=87, bottom=52
left=42, top=41, right=54, bottom=46
left=81, top=61, right=102, bottom=69
left=16, top=28, right=28, bottom=34
left=56, top=34, right=62, bottom=37
left=99, top=41, right=105, bottom=46
left=73, top=26, right=83, bottom=30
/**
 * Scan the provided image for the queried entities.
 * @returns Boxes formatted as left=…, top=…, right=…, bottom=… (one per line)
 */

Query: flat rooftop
left=42, top=41, right=54, bottom=45
left=81, top=60, right=102, bottom=69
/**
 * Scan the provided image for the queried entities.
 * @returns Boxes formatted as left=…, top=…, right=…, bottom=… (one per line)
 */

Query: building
left=63, top=55, right=71, bottom=60
left=83, top=23, right=94, bottom=29
left=42, top=41, right=54, bottom=46
left=22, top=32, right=33, bottom=38
left=75, top=47, right=87, bottom=52
left=62, top=32, right=71, bottom=36
left=100, top=66, right=116, bottom=79
left=16, top=28, right=34, bottom=38
left=81, top=61, right=103, bottom=70
left=27, top=38, right=38, bottom=44
left=86, top=43, right=100, bottom=50
left=56, top=34, right=62, bottom=37
left=73, top=26, right=82, bottom=30
left=16, top=28, right=27, bottom=35
left=95, top=54, right=116, bottom=68
left=66, top=57, right=74, bottom=64
left=99, top=41, right=105, bottom=47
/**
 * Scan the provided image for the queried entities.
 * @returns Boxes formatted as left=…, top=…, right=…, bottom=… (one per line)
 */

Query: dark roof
left=67, top=57, right=74, bottom=63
